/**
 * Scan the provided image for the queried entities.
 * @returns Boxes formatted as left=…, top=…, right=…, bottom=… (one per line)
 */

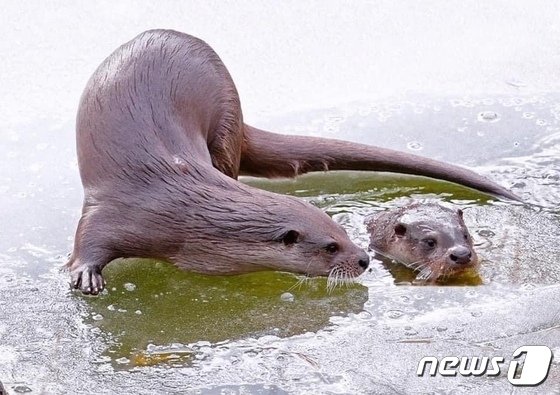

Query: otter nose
left=358, top=252, right=370, bottom=269
left=448, top=246, right=472, bottom=265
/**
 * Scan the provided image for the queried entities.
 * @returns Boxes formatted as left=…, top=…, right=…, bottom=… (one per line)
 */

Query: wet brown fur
left=366, top=203, right=479, bottom=281
left=68, top=30, right=514, bottom=294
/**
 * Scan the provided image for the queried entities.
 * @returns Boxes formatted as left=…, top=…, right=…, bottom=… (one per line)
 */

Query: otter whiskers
left=288, top=275, right=310, bottom=292
left=327, top=267, right=357, bottom=293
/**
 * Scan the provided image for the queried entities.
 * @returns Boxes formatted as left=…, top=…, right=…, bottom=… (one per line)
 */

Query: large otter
left=68, top=29, right=517, bottom=295
left=366, top=203, right=478, bottom=281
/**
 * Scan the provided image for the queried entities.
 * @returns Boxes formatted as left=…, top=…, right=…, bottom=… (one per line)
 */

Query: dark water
left=0, top=95, right=559, bottom=394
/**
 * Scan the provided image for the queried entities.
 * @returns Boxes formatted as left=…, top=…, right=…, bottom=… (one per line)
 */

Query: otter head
left=269, top=203, right=370, bottom=284
left=186, top=186, right=369, bottom=286
left=368, top=203, right=478, bottom=281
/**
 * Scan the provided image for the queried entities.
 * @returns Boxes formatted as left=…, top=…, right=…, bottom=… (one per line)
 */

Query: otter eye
left=423, top=238, right=436, bottom=248
left=281, top=230, right=300, bottom=245
left=325, top=243, right=339, bottom=254
left=464, top=233, right=469, bottom=240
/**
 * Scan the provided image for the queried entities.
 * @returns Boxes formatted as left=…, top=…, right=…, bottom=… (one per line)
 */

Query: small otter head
left=367, top=203, right=478, bottom=281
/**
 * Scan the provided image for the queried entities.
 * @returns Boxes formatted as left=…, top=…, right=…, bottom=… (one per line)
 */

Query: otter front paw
left=70, top=264, right=106, bottom=295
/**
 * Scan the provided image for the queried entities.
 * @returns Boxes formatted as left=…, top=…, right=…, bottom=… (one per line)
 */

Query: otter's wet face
left=178, top=189, right=369, bottom=285
left=273, top=224, right=370, bottom=278
left=367, top=203, right=478, bottom=282
left=266, top=202, right=370, bottom=281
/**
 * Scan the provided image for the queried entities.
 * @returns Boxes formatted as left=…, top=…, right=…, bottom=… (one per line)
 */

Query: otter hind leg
left=208, top=107, right=244, bottom=179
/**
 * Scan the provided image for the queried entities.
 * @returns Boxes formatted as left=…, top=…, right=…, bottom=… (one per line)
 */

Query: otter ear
left=457, top=209, right=464, bottom=219
left=280, top=230, right=301, bottom=245
left=394, top=223, right=407, bottom=237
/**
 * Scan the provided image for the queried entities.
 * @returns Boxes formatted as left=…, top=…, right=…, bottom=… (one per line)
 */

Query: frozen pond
left=1, top=2, right=560, bottom=394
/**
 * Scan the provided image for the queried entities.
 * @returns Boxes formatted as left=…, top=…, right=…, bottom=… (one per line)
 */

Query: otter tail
left=240, top=125, right=521, bottom=201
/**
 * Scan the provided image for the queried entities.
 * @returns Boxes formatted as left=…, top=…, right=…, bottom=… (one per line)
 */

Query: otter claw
left=70, top=265, right=105, bottom=296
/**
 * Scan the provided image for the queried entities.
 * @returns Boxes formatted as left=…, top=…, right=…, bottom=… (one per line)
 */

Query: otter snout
left=358, top=251, right=370, bottom=270
left=447, top=246, right=473, bottom=265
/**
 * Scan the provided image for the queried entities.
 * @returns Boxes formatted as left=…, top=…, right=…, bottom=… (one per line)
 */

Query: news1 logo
left=417, top=346, right=554, bottom=386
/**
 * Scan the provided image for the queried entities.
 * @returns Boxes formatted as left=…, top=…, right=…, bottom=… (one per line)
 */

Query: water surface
left=2, top=1, right=560, bottom=393
left=1, top=94, right=559, bottom=393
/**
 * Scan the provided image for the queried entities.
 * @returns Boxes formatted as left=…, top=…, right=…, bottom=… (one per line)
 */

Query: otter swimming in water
left=366, top=203, right=478, bottom=281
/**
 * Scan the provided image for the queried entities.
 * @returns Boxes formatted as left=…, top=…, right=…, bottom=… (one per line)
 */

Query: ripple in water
left=385, top=310, right=404, bottom=319
left=477, top=229, right=496, bottom=238
left=477, top=111, right=500, bottom=123
left=406, top=141, right=423, bottom=151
